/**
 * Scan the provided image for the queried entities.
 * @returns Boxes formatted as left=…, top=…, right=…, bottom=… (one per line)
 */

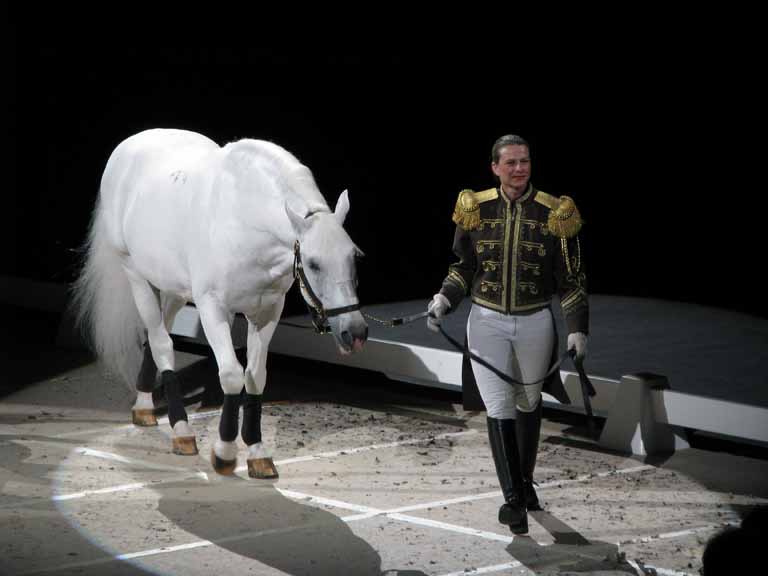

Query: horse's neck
left=223, top=139, right=329, bottom=216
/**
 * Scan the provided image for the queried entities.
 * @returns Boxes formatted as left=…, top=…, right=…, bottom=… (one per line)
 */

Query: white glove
left=567, top=332, right=588, bottom=361
left=427, top=293, right=451, bottom=333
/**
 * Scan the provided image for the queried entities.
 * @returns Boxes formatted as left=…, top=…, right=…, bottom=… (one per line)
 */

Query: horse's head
left=286, top=190, right=368, bottom=355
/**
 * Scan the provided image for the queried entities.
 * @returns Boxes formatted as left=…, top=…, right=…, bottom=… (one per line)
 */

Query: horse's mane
left=222, top=139, right=330, bottom=216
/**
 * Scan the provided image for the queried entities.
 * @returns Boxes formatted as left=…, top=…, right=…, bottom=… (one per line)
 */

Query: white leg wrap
left=214, top=440, right=238, bottom=461
left=247, top=442, right=269, bottom=459
left=133, top=391, right=154, bottom=410
left=172, top=420, right=193, bottom=437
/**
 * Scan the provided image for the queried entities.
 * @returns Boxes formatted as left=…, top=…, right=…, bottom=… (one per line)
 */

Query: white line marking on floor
left=51, top=431, right=647, bottom=508
left=15, top=522, right=329, bottom=575
left=536, top=464, right=656, bottom=489
left=40, top=482, right=718, bottom=576
left=73, top=447, right=203, bottom=474
left=116, top=540, right=214, bottom=560
left=618, top=521, right=736, bottom=546
left=280, top=488, right=533, bottom=545
left=48, top=432, right=705, bottom=575
left=387, top=513, right=515, bottom=544
left=343, top=464, right=657, bottom=520
left=53, top=482, right=151, bottom=502
left=49, top=456, right=654, bottom=510
left=34, top=489, right=524, bottom=574
left=49, top=430, right=475, bottom=502
left=276, top=488, right=380, bottom=515
left=51, top=472, right=208, bottom=502
left=237, top=429, right=478, bottom=471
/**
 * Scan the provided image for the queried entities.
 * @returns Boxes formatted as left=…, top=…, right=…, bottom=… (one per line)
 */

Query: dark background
left=6, top=13, right=766, bottom=325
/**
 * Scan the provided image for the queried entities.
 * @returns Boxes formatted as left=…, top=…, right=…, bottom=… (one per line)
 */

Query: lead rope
left=280, top=304, right=598, bottom=437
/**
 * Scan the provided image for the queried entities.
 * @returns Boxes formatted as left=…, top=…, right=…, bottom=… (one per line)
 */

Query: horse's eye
left=308, top=260, right=320, bottom=272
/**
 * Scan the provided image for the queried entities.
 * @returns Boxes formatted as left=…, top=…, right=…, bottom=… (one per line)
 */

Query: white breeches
left=467, top=304, right=554, bottom=419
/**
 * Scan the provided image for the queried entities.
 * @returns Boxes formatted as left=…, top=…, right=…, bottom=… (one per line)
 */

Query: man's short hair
left=492, top=135, right=530, bottom=164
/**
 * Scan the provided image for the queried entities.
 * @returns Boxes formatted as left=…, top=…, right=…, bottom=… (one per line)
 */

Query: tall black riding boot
left=516, top=401, right=543, bottom=511
left=487, top=416, right=528, bottom=534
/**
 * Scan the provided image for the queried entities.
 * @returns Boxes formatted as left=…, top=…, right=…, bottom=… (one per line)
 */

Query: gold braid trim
left=562, top=238, right=571, bottom=276
left=561, top=236, right=582, bottom=276
left=534, top=191, right=583, bottom=239
left=562, top=286, right=587, bottom=311
left=452, top=188, right=498, bottom=230
left=447, top=270, right=468, bottom=293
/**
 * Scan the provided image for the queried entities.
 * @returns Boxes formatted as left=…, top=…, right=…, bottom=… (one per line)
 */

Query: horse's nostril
left=341, top=330, right=353, bottom=347
left=363, top=326, right=369, bottom=341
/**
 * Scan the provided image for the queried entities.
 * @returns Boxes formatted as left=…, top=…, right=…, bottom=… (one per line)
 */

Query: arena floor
left=2, top=350, right=767, bottom=576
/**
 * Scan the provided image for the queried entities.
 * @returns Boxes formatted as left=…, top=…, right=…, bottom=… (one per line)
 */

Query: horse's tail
left=70, top=194, right=144, bottom=389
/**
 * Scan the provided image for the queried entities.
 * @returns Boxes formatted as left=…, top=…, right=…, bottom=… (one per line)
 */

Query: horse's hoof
left=247, top=457, right=279, bottom=479
left=132, top=409, right=157, bottom=427
left=172, top=436, right=198, bottom=455
left=210, top=449, right=237, bottom=475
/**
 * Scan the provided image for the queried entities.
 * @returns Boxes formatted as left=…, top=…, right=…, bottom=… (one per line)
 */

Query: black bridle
left=293, top=240, right=361, bottom=334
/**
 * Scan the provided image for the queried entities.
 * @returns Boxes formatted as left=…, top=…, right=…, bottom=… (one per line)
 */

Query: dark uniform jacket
left=440, top=184, right=588, bottom=334
left=439, top=184, right=589, bottom=404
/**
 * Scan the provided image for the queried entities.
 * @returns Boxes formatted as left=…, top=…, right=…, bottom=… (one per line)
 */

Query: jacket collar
left=499, top=183, right=535, bottom=205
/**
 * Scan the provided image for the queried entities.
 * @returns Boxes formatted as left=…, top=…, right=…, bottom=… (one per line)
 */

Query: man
left=428, top=134, right=589, bottom=534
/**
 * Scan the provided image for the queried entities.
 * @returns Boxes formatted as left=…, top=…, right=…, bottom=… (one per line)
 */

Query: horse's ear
left=334, top=189, right=350, bottom=225
left=285, top=201, right=310, bottom=236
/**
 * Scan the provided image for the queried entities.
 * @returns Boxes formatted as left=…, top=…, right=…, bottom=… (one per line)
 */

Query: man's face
left=492, top=145, right=531, bottom=195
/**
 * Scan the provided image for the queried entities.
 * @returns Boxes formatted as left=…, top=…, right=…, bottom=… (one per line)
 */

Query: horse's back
left=101, top=129, right=219, bottom=217
left=102, top=129, right=218, bottom=188
left=116, top=129, right=218, bottom=156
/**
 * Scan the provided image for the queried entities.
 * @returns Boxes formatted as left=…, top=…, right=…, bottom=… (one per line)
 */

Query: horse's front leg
left=196, top=296, right=246, bottom=475
left=241, top=301, right=283, bottom=479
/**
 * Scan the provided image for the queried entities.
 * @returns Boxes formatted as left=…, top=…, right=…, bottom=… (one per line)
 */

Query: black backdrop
left=8, top=15, right=766, bottom=321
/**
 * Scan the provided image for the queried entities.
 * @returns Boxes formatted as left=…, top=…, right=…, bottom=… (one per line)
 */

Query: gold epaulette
left=452, top=188, right=498, bottom=230
left=534, top=190, right=583, bottom=238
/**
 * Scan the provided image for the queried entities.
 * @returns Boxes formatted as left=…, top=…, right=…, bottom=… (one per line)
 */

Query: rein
left=285, top=293, right=567, bottom=389
left=431, top=316, right=597, bottom=437
left=435, top=322, right=571, bottom=388
left=360, top=308, right=570, bottom=389
left=280, top=292, right=598, bottom=434
left=285, top=255, right=599, bottom=433
left=281, top=266, right=597, bottom=438
left=434, top=316, right=598, bottom=437
left=280, top=291, right=586, bottom=390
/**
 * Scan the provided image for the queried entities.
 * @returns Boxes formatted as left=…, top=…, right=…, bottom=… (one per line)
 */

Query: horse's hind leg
left=131, top=294, right=187, bottom=427
left=242, top=299, right=284, bottom=479
left=124, top=267, right=197, bottom=455
left=132, top=341, right=158, bottom=426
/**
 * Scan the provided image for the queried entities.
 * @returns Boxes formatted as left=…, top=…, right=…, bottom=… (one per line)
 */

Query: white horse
left=73, top=129, right=368, bottom=478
